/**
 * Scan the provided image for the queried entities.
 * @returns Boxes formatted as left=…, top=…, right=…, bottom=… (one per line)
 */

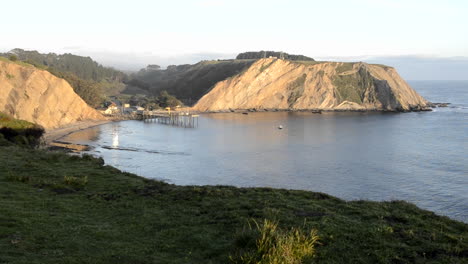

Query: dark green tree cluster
left=156, top=91, right=183, bottom=108
left=112, top=92, right=182, bottom=110
left=236, top=51, right=315, bottom=61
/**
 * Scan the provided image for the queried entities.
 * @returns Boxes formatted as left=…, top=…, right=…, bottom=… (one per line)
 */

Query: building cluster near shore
left=99, top=102, right=145, bottom=115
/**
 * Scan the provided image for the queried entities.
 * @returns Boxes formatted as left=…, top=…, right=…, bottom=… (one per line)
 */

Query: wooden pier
left=141, top=111, right=199, bottom=128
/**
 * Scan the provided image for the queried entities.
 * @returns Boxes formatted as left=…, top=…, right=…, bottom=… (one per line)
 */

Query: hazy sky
left=2, top=0, right=467, bottom=58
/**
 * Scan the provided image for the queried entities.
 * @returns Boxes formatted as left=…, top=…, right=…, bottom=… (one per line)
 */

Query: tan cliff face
left=193, top=58, right=429, bottom=112
left=0, top=60, right=105, bottom=129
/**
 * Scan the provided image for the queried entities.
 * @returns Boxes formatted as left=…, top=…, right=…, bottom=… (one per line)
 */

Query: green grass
left=371, top=64, right=394, bottom=70
left=332, top=67, right=375, bottom=104
left=0, top=56, right=11, bottom=63
left=287, top=74, right=307, bottom=107
left=0, top=145, right=467, bottom=263
left=0, top=112, right=36, bottom=130
left=231, top=219, right=319, bottom=263
left=335, top=63, right=355, bottom=74
left=0, top=113, right=44, bottom=146
left=290, top=61, right=324, bottom=66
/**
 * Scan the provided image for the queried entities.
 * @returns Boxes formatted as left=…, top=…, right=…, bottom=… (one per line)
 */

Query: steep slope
left=128, top=59, right=256, bottom=105
left=1, top=49, right=128, bottom=101
left=0, top=59, right=105, bottom=129
left=193, top=58, right=429, bottom=112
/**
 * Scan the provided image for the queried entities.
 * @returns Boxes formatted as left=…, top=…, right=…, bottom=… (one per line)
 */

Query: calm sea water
left=63, top=81, right=468, bottom=222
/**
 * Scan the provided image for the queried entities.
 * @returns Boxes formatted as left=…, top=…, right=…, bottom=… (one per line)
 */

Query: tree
left=157, top=91, right=182, bottom=108
left=9, top=55, right=17, bottom=61
left=147, top=64, right=161, bottom=71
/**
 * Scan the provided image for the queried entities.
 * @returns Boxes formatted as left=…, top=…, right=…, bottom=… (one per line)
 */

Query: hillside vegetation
left=128, top=59, right=256, bottom=105
left=1, top=49, right=128, bottom=107
left=2, top=49, right=125, bottom=82
left=127, top=52, right=317, bottom=106
left=0, top=144, right=466, bottom=263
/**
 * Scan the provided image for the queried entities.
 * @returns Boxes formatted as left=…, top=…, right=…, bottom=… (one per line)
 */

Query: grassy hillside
left=128, top=59, right=257, bottom=105
left=0, top=144, right=466, bottom=263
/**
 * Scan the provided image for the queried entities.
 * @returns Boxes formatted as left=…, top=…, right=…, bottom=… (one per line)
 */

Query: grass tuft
left=63, top=175, right=88, bottom=189
left=231, top=219, right=319, bottom=264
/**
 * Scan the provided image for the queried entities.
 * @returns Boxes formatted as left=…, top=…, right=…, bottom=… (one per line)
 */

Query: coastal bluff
left=0, top=59, right=105, bottom=129
left=193, top=58, right=430, bottom=112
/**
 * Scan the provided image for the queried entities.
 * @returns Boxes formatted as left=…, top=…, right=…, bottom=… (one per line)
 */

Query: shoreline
left=43, top=119, right=114, bottom=150
left=42, top=103, right=447, bottom=150
left=1, top=143, right=467, bottom=262
left=191, top=106, right=436, bottom=114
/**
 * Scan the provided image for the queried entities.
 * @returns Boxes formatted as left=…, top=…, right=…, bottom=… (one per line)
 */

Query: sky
left=1, top=0, right=468, bottom=78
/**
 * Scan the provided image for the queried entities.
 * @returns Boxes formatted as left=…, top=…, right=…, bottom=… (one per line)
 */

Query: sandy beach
left=43, top=119, right=113, bottom=146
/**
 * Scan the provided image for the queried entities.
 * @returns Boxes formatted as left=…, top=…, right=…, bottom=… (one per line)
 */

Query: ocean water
left=63, top=81, right=468, bottom=222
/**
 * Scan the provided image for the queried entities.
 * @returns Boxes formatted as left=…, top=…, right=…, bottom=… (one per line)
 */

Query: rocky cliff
left=0, top=59, right=105, bottom=129
left=193, top=58, right=430, bottom=112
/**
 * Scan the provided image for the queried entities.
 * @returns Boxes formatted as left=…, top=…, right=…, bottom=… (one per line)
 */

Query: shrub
left=231, top=219, right=319, bottom=264
left=81, top=154, right=105, bottom=165
left=63, top=175, right=88, bottom=189
left=9, top=54, right=17, bottom=61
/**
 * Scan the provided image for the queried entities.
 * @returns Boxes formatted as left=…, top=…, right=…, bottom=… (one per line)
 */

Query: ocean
left=62, top=80, right=468, bottom=222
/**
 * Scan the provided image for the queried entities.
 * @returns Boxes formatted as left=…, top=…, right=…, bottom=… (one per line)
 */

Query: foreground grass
left=0, top=145, right=467, bottom=263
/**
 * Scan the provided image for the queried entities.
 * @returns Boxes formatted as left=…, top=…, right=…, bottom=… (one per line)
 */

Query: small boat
left=278, top=125, right=283, bottom=129
left=242, top=112, right=249, bottom=115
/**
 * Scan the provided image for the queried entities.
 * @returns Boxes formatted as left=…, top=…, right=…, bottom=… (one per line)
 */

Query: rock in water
left=0, top=60, right=105, bottom=129
left=193, top=58, right=429, bottom=112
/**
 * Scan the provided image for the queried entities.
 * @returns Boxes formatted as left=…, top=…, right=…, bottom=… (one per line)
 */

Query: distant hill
left=127, top=51, right=317, bottom=105
left=236, top=51, right=314, bottom=61
left=193, top=58, right=430, bottom=112
left=2, top=48, right=126, bottom=82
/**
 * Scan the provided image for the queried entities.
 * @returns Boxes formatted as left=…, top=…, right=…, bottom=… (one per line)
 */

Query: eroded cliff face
left=0, top=60, right=105, bottom=129
left=193, top=58, right=429, bottom=112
